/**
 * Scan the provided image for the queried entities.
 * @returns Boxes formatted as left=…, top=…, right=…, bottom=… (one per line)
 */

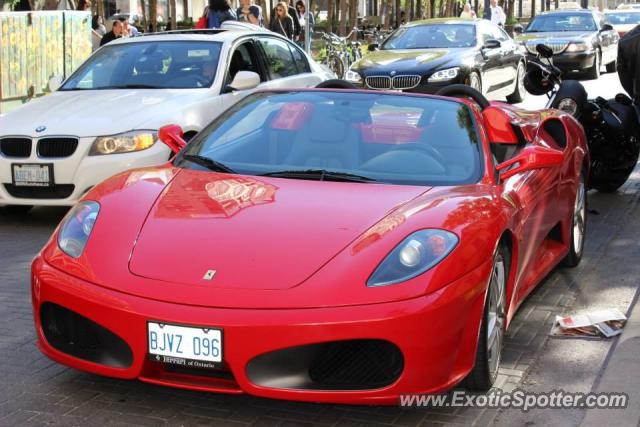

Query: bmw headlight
left=58, top=201, right=100, bottom=258
left=345, top=69, right=363, bottom=84
left=428, top=67, right=460, bottom=83
left=367, top=229, right=458, bottom=287
left=566, top=42, right=592, bottom=52
left=557, top=98, right=579, bottom=116
left=90, top=130, right=157, bottom=155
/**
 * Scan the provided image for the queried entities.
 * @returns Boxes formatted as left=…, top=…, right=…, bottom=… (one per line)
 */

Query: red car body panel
left=32, top=92, right=589, bottom=404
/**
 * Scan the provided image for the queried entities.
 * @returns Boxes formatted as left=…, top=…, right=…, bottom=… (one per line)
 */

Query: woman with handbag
left=269, top=2, right=294, bottom=40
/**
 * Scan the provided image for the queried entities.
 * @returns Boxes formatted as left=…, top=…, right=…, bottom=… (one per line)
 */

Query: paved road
left=1, top=72, right=638, bottom=426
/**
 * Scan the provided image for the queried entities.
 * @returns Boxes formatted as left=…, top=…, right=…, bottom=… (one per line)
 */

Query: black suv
left=515, top=9, right=619, bottom=79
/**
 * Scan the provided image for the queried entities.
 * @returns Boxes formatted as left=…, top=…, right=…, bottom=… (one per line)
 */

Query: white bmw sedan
left=0, top=25, right=333, bottom=210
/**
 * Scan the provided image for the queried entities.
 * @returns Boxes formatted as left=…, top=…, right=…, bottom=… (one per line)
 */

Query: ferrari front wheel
left=562, top=174, right=586, bottom=267
left=465, top=244, right=509, bottom=391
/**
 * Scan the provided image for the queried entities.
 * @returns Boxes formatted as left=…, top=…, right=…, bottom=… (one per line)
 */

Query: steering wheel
left=394, top=144, right=450, bottom=174
left=436, top=84, right=490, bottom=110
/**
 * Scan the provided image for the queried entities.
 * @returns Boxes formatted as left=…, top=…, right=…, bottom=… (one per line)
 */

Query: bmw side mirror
left=600, top=23, right=614, bottom=32
left=225, top=71, right=260, bottom=93
left=513, top=24, right=524, bottom=34
left=368, top=43, right=379, bottom=52
left=483, top=39, right=501, bottom=49
left=496, top=145, right=563, bottom=180
left=48, top=75, right=63, bottom=92
left=158, top=124, right=188, bottom=154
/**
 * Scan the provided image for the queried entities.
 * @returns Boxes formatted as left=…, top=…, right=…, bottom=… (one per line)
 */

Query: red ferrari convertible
left=32, top=86, right=588, bottom=405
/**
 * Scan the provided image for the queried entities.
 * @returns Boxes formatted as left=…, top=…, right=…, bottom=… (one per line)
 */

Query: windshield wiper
left=98, top=84, right=161, bottom=89
left=261, top=169, right=376, bottom=183
left=182, top=154, right=236, bottom=174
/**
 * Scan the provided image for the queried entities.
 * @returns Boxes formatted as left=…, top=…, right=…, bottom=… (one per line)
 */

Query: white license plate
left=12, top=164, right=52, bottom=187
left=148, top=322, right=222, bottom=364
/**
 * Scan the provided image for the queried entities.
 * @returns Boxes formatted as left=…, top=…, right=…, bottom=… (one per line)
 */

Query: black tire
left=2, top=205, right=33, bottom=215
left=590, top=162, right=637, bottom=193
left=325, top=54, right=345, bottom=79
left=506, top=62, right=526, bottom=104
left=315, top=79, right=357, bottom=89
left=464, top=244, right=510, bottom=391
left=467, top=71, right=482, bottom=94
left=585, top=50, right=601, bottom=80
left=605, top=58, right=617, bottom=74
left=562, top=173, right=586, bottom=267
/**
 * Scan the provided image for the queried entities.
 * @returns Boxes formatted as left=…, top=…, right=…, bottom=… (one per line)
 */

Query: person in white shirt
left=489, top=0, right=506, bottom=27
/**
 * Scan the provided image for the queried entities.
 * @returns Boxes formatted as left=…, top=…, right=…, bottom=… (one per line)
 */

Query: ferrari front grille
left=40, top=302, right=133, bottom=368
left=365, top=76, right=392, bottom=90
left=0, top=137, right=31, bottom=158
left=392, top=75, right=421, bottom=90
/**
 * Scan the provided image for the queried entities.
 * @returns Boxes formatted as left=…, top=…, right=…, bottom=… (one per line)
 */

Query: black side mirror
left=483, top=39, right=501, bottom=49
left=536, top=44, right=554, bottom=58
left=600, top=23, right=614, bottom=32
left=368, top=43, right=379, bottom=52
left=513, top=24, right=524, bottom=34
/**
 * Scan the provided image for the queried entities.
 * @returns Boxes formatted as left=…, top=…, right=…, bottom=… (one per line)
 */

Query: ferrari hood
left=0, top=89, right=207, bottom=137
left=128, top=170, right=429, bottom=290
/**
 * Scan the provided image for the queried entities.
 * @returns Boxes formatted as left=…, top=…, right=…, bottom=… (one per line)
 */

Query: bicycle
left=319, top=28, right=362, bottom=79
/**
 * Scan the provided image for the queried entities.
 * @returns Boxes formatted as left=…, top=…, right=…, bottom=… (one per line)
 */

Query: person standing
left=295, top=0, right=314, bottom=47
left=100, top=20, right=123, bottom=46
left=237, top=0, right=261, bottom=26
left=460, top=3, right=477, bottom=18
left=208, top=0, right=237, bottom=29
left=271, top=1, right=300, bottom=39
left=91, top=15, right=106, bottom=50
left=489, top=0, right=506, bottom=27
left=269, top=2, right=294, bottom=40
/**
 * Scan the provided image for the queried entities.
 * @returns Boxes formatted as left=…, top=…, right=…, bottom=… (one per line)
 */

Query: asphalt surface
left=1, top=72, right=639, bottom=426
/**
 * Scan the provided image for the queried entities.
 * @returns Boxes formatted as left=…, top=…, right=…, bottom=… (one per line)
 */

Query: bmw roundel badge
left=35, top=126, right=46, bottom=133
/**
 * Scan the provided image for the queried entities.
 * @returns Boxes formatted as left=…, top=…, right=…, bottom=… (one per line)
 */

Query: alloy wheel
left=486, top=253, right=506, bottom=379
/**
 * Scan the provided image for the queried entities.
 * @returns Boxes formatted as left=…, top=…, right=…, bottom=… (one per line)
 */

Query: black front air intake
left=247, top=339, right=403, bottom=391
left=40, top=302, right=133, bottom=368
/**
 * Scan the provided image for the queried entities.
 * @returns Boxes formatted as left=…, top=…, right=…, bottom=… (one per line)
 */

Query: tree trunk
left=507, top=0, right=514, bottom=22
left=169, top=0, right=176, bottom=27
left=385, top=0, right=393, bottom=28
left=394, top=0, right=400, bottom=26
left=415, top=0, right=422, bottom=19
left=339, top=0, right=348, bottom=35
left=349, top=0, right=357, bottom=38
left=139, top=0, right=147, bottom=29
left=429, top=0, right=434, bottom=18
left=408, top=0, right=413, bottom=20
left=327, top=0, right=334, bottom=32
left=530, top=0, right=535, bottom=19
left=149, top=0, right=158, bottom=32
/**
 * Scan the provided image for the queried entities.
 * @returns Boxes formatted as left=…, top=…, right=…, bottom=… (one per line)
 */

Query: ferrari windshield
left=526, top=13, right=597, bottom=32
left=178, top=91, right=483, bottom=186
left=381, top=24, right=477, bottom=49
left=61, top=41, right=222, bottom=90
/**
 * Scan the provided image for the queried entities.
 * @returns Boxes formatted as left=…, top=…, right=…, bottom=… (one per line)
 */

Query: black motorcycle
left=524, top=44, right=640, bottom=193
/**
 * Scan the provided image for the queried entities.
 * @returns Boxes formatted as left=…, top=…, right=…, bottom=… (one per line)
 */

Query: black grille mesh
left=37, top=138, right=79, bottom=158
left=308, top=340, right=403, bottom=389
left=4, top=184, right=74, bottom=199
left=0, top=137, right=31, bottom=158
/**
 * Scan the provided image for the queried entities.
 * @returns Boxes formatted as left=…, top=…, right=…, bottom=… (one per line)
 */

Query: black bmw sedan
left=345, top=18, right=527, bottom=103
left=514, top=9, right=619, bottom=79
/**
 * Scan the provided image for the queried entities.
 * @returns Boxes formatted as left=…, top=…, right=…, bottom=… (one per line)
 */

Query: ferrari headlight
left=557, top=98, right=579, bottom=116
left=58, top=201, right=100, bottom=258
left=90, top=130, right=157, bottom=155
left=345, top=69, right=363, bottom=84
left=428, top=67, right=459, bottom=83
left=566, top=42, right=592, bottom=52
left=367, top=229, right=458, bottom=287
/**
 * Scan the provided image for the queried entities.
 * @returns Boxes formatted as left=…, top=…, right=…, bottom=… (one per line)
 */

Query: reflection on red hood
left=128, top=169, right=429, bottom=290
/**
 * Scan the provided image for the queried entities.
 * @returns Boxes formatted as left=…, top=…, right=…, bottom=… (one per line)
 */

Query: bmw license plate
left=147, top=322, right=222, bottom=367
left=12, top=164, right=53, bottom=187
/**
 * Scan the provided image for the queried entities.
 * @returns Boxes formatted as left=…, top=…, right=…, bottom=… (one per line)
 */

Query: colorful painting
left=0, top=11, right=90, bottom=113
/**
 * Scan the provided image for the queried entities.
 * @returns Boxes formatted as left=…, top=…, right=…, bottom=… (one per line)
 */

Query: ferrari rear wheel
left=562, top=174, right=586, bottom=267
left=464, top=245, right=508, bottom=391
